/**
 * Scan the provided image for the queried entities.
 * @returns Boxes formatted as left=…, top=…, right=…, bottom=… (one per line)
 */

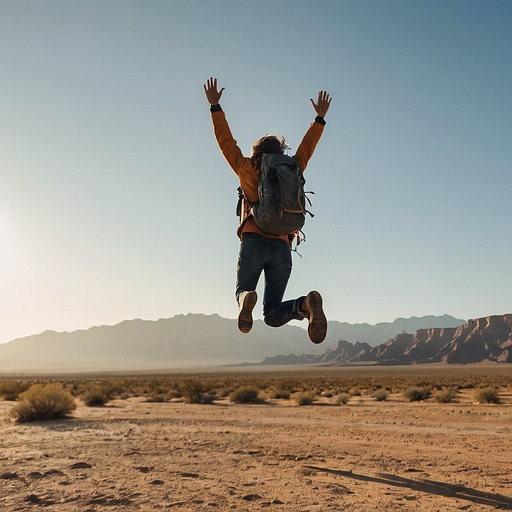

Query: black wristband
left=210, top=104, right=222, bottom=113
left=315, top=115, right=326, bottom=126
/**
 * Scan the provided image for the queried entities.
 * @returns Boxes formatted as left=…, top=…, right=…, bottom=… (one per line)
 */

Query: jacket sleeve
left=210, top=110, right=260, bottom=202
left=211, top=111, right=248, bottom=173
left=294, top=120, right=325, bottom=172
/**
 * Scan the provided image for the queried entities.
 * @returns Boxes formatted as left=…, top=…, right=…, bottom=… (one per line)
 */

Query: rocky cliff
left=261, top=314, right=512, bottom=365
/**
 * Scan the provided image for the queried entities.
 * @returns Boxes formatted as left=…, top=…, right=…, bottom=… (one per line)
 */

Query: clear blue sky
left=1, top=0, right=511, bottom=344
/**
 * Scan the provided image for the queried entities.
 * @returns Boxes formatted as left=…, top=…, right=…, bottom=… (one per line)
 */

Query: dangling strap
left=291, top=245, right=303, bottom=258
left=305, top=190, right=315, bottom=217
left=236, top=186, right=244, bottom=217
left=290, top=229, right=307, bottom=258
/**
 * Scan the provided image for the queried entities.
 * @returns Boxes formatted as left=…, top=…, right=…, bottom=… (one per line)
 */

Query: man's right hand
left=204, top=77, right=225, bottom=105
left=310, top=90, right=332, bottom=118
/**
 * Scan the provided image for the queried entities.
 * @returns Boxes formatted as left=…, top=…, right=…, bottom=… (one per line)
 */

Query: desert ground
left=1, top=366, right=511, bottom=512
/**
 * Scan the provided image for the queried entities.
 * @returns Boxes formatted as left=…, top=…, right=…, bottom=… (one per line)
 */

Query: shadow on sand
left=305, top=466, right=512, bottom=510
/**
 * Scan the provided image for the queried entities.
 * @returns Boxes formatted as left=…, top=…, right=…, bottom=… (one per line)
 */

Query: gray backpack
left=248, top=153, right=313, bottom=235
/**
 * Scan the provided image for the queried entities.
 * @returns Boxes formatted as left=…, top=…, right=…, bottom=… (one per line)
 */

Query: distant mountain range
left=260, top=314, right=512, bottom=366
left=0, top=314, right=467, bottom=373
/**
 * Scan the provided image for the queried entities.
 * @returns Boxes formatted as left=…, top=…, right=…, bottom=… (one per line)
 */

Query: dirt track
left=1, top=383, right=511, bottom=512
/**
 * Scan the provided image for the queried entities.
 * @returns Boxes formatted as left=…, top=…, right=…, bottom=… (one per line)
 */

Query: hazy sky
left=1, top=0, right=511, bottom=344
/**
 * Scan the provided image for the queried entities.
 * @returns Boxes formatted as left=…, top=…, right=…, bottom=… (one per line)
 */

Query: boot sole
left=306, top=291, right=327, bottom=344
left=238, top=291, right=258, bottom=334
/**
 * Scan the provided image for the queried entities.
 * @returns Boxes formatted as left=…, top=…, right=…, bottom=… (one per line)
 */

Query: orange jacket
left=210, top=109, right=325, bottom=243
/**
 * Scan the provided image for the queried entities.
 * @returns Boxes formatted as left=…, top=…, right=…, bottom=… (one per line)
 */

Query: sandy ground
left=1, top=387, right=511, bottom=511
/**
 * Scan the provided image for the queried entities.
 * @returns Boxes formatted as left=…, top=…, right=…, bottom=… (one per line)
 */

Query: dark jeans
left=236, top=233, right=305, bottom=327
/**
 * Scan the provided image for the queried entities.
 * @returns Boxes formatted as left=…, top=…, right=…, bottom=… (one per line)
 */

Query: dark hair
left=250, top=134, right=288, bottom=170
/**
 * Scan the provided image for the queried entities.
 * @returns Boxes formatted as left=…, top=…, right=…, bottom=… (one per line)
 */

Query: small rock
left=1, top=472, right=19, bottom=480
left=25, top=494, right=42, bottom=504
left=44, top=469, right=65, bottom=477
left=242, top=494, right=261, bottom=501
left=70, top=462, right=92, bottom=469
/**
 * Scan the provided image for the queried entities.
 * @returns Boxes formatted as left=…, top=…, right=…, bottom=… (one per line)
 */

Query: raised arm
left=203, top=77, right=256, bottom=190
left=310, top=90, right=332, bottom=118
left=295, top=91, right=332, bottom=171
left=204, top=77, right=225, bottom=105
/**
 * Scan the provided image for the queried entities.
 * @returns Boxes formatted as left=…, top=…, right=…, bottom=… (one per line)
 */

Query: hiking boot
left=301, top=291, right=327, bottom=344
left=237, top=291, right=258, bottom=334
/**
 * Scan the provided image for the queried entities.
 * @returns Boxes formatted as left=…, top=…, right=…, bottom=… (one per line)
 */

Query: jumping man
left=204, top=77, right=332, bottom=344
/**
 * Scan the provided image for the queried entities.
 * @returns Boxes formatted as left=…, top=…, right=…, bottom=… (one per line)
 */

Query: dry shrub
left=82, top=384, right=110, bottom=407
left=179, top=378, right=206, bottom=404
left=403, top=386, right=431, bottom=402
left=199, top=392, right=217, bottom=404
left=373, top=389, right=389, bottom=402
left=0, top=381, right=30, bottom=401
left=474, top=387, right=501, bottom=404
left=434, top=387, right=458, bottom=403
left=80, top=380, right=126, bottom=407
left=10, top=383, right=76, bottom=422
left=293, top=391, right=316, bottom=406
left=333, top=393, right=351, bottom=405
left=276, top=378, right=301, bottom=394
left=230, top=386, right=261, bottom=404
left=177, top=378, right=217, bottom=404
left=271, top=380, right=295, bottom=399
left=271, top=389, right=291, bottom=400
left=98, top=379, right=125, bottom=399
